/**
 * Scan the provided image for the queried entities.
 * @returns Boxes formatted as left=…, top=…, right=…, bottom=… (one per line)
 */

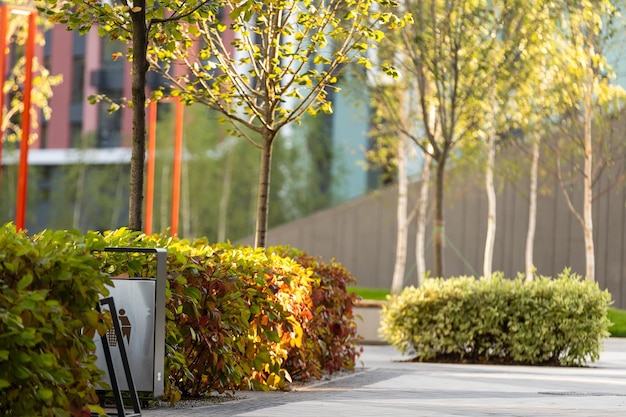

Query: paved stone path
left=141, top=338, right=626, bottom=416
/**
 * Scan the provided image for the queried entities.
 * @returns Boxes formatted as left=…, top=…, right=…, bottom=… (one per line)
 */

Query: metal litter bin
left=95, top=247, right=167, bottom=399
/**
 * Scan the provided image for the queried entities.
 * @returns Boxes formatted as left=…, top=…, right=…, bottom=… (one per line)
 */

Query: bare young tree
left=552, top=0, right=625, bottom=282
left=153, top=0, right=407, bottom=247
left=398, top=0, right=492, bottom=278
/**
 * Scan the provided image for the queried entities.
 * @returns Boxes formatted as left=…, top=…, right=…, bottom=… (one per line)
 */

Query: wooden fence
left=244, top=173, right=626, bottom=308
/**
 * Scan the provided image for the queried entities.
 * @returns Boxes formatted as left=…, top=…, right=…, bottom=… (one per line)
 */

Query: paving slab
left=142, top=338, right=626, bottom=417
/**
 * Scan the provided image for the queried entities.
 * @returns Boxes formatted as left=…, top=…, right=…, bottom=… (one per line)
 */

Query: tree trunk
left=583, top=65, right=595, bottom=281
left=525, top=133, right=540, bottom=281
left=110, top=165, right=124, bottom=228
left=128, top=2, right=148, bottom=231
left=483, top=114, right=497, bottom=279
left=391, top=135, right=408, bottom=295
left=73, top=163, right=86, bottom=230
left=433, top=154, right=446, bottom=278
left=558, top=60, right=596, bottom=282
left=217, top=145, right=235, bottom=242
left=254, top=133, right=274, bottom=248
left=415, top=151, right=432, bottom=285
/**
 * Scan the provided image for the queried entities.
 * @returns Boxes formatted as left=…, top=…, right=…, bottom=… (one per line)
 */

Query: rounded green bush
left=381, top=270, right=611, bottom=366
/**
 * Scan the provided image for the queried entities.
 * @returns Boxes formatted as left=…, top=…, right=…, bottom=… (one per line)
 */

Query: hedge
left=98, top=229, right=361, bottom=398
left=269, top=246, right=361, bottom=380
left=0, top=224, right=111, bottom=417
left=381, top=271, right=611, bottom=366
left=1, top=225, right=362, bottom=412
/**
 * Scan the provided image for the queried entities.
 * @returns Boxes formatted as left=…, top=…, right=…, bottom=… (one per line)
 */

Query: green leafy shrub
left=98, top=230, right=352, bottom=396
left=381, top=270, right=611, bottom=366
left=0, top=225, right=360, bottom=408
left=270, top=246, right=361, bottom=379
left=0, top=224, right=111, bottom=417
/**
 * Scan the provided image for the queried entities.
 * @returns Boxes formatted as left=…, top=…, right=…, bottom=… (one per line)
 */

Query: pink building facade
left=41, top=26, right=133, bottom=150
left=1, top=24, right=137, bottom=231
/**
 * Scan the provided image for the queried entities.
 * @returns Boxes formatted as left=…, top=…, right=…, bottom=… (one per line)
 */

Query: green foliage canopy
left=150, top=0, right=409, bottom=246
left=154, top=0, right=408, bottom=140
left=0, top=224, right=111, bottom=417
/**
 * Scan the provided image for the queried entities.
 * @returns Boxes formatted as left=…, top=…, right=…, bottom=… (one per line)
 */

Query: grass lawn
left=349, top=286, right=626, bottom=337
left=608, top=308, right=626, bottom=337
left=348, top=286, right=390, bottom=301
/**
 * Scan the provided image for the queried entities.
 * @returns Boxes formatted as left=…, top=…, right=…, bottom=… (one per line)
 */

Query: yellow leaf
left=131, top=6, right=142, bottom=12
left=283, top=369, right=292, bottom=383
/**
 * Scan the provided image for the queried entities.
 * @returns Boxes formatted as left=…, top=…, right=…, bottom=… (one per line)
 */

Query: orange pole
left=170, top=99, right=184, bottom=237
left=145, top=101, right=157, bottom=235
left=15, top=11, right=36, bottom=231
left=0, top=7, right=8, bottom=190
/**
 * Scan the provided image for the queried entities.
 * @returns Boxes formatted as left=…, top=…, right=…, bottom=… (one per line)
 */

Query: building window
left=70, top=123, right=83, bottom=148
left=73, top=31, right=86, bottom=56
left=44, top=30, right=52, bottom=58
left=72, top=55, right=85, bottom=102
left=96, top=39, right=125, bottom=148
left=101, top=38, right=124, bottom=75
left=97, top=102, right=121, bottom=147
left=40, top=119, right=48, bottom=149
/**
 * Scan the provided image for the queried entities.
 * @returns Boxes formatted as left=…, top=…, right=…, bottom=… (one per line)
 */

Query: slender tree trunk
left=217, top=145, right=235, bottom=242
left=73, top=164, right=86, bottom=229
left=128, top=2, right=148, bottom=231
left=182, top=153, right=191, bottom=237
left=483, top=111, right=497, bottom=279
left=557, top=62, right=595, bottom=282
left=391, top=135, right=408, bottom=295
left=525, top=133, right=540, bottom=281
left=110, top=165, right=124, bottom=228
left=583, top=65, right=595, bottom=281
left=416, top=151, right=432, bottom=285
left=433, top=154, right=446, bottom=278
left=254, top=133, right=274, bottom=248
left=253, top=10, right=280, bottom=249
